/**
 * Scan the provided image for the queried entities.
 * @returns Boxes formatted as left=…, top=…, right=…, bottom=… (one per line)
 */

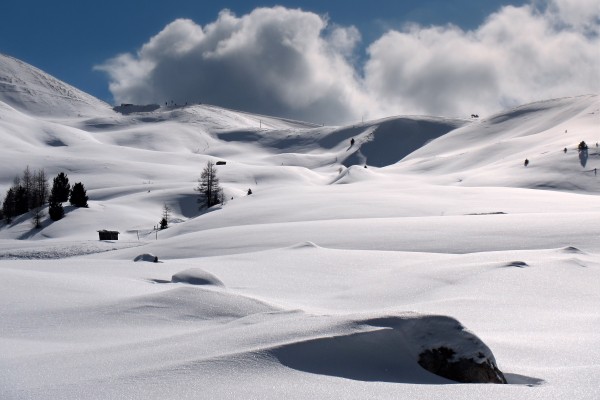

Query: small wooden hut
left=98, top=230, right=119, bottom=240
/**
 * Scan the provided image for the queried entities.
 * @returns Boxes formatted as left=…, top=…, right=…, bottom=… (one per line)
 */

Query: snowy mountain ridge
left=0, top=54, right=599, bottom=400
left=0, top=53, right=112, bottom=118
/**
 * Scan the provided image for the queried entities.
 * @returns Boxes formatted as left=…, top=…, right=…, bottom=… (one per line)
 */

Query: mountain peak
left=0, top=53, right=112, bottom=118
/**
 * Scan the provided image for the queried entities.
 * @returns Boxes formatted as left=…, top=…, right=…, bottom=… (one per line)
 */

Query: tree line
left=2, top=161, right=230, bottom=231
left=1, top=167, right=88, bottom=227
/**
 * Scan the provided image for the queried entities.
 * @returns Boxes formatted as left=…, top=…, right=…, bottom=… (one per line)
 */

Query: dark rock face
left=418, top=347, right=507, bottom=384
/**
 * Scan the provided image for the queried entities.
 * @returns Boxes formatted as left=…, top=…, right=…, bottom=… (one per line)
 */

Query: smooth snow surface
left=0, top=56, right=599, bottom=399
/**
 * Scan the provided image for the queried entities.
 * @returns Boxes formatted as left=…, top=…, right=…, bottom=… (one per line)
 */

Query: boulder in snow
left=133, top=253, right=159, bottom=262
left=418, top=346, right=507, bottom=384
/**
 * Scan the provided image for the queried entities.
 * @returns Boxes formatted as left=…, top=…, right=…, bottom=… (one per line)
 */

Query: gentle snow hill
left=397, top=95, right=600, bottom=192
left=1, top=55, right=600, bottom=400
left=0, top=53, right=113, bottom=118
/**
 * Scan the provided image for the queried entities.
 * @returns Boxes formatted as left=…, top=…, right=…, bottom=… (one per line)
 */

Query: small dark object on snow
left=350, top=138, right=355, bottom=146
left=98, top=230, right=119, bottom=240
left=578, top=141, right=588, bottom=151
left=247, top=188, right=253, bottom=195
left=364, top=165, right=367, bottom=168
left=524, top=159, right=529, bottom=167
left=216, top=161, right=226, bottom=165
left=154, top=256, right=158, bottom=263
left=564, top=147, right=567, bottom=153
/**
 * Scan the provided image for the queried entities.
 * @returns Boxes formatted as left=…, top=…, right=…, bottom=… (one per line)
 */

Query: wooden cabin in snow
left=98, top=230, right=119, bottom=240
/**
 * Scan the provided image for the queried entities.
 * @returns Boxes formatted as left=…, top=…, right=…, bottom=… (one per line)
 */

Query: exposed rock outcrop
left=418, top=346, right=507, bottom=384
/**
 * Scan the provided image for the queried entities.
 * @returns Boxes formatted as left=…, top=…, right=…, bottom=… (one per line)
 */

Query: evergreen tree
left=52, top=172, right=71, bottom=202
left=2, top=188, right=16, bottom=223
left=69, top=182, right=89, bottom=207
left=48, top=186, right=65, bottom=221
left=159, top=203, right=171, bottom=229
left=195, top=161, right=224, bottom=209
left=14, top=185, right=28, bottom=215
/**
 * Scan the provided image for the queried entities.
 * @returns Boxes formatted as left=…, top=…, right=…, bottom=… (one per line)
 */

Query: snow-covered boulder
left=398, top=314, right=507, bottom=384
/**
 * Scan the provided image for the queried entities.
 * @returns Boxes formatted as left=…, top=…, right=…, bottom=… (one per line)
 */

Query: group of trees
left=2, top=161, right=225, bottom=231
left=1, top=167, right=88, bottom=227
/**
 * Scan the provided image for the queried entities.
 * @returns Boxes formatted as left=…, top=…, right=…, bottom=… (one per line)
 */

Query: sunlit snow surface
left=0, top=54, right=599, bottom=399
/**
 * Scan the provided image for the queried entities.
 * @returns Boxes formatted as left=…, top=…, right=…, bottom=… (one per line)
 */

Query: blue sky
left=1, top=0, right=524, bottom=103
left=1, top=0, right=597, bottom=123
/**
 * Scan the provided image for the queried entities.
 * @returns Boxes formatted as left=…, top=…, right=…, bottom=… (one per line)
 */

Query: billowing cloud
left=97, top=7, right=369, bottom=124
left=97, top=1, right=599, bottom=124
left=366, top=1, right=600, bottom=117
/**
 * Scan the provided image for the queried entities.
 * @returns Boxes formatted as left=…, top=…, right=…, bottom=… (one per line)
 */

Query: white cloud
left=364, top=1, right=599, bottom=117
left=97, top=2, right=599, bottom=124
left=97, top=8, right=368, bottom=124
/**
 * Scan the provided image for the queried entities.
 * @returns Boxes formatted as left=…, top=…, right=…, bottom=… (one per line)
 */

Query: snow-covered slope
left=0, top=56, right=599, bottom=400
left=0, top=53, right=113, bottom=117
left=398, top=95, right=600, bottom=192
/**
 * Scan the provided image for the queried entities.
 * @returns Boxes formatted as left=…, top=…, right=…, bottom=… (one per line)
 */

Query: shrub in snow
left=31, top=207, right=44, bottom=229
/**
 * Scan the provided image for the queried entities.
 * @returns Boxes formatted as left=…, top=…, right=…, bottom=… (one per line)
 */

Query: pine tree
left=52, top=172, right=71, bottom=202
left=159, top=203, right=171, bottom=229
left=69, top=182, right=89, bottom=207
left=2, top=188, right=16, bottom=223
left=14, top=185, right=28, bottom=215
left=195, top=161, right=224, bottom=209
left=48, top=198, right=64, bottom=221
left=48, top=184, right=65, bottom=221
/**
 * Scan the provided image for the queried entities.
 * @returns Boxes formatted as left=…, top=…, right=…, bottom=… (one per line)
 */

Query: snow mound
left=171, top=268, right=224, bottom=286
left=271, top=313, right=505, bottom=384
left=133, top=253, right=159, bottom=262
left=107, top=287, right=280, bottom=322
left=560, top=246, right=584, bottom=254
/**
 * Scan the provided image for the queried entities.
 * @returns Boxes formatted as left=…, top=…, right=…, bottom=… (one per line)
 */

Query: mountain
left=0, top=53, right=113, bottom=117
left=0, top=55, right=599, bottom=400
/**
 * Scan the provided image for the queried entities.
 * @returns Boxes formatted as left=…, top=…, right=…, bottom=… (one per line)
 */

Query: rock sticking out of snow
left=171, top=268, right=225, bottom=286
left=133, top=253, right=159, bottom=262
left=418, top=346, right=507, bottom=384
left=504, top=261, right=529, bottom=268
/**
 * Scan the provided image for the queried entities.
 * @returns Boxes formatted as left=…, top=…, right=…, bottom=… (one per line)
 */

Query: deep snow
left=0, top=53, right=599, bottom=399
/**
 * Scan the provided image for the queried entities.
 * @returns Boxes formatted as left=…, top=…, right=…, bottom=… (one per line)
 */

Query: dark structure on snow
left=98, top=230, right=119, bottom=240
